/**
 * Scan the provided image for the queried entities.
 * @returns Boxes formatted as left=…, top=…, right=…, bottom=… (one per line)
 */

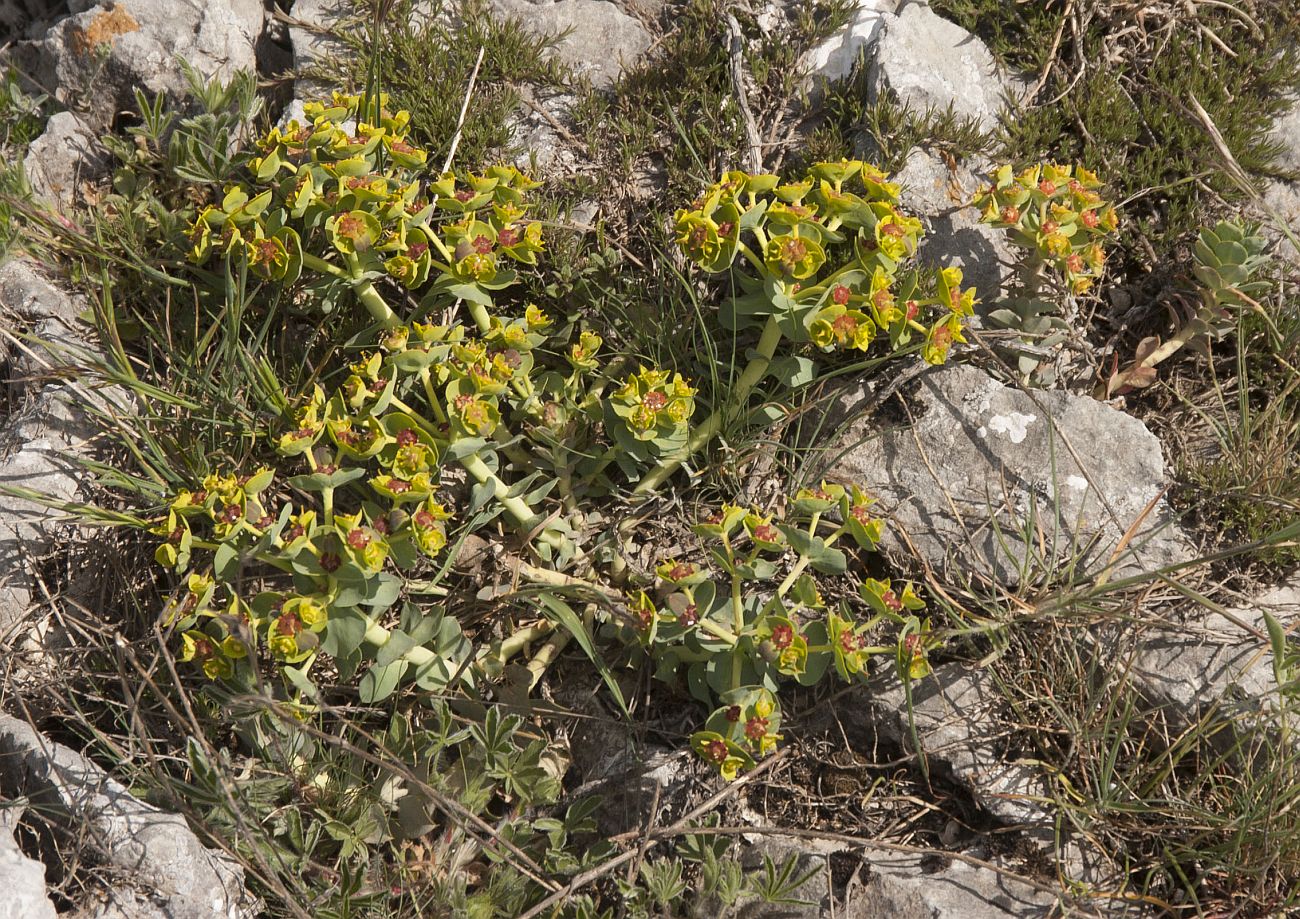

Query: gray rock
left=287, top=0, right=350, bottom=100
left=846, top=845, right=1060, bottom=917
left=833, top=663, right=1053, bottom=833
left=893, top=147, right=1013, bottom=307
left=30, top=0, right=263, bottom=129
left=1131, top=578, right=1300, bottom=722
left=1269, top=94, right=1300, bottom=176
left=489, top=0, right=650, bottom=89
left=802, top=0, right=898, bottom=87
left=509, top=89, right=580, bottom=175
left=22, top=110, right=105, bottom=211
left=866, top=2, right=1016, bottom=133
left=822, top=363, right=1192, bottom=585
left=0, top=802, right=58, bottom=919
left=0, top=714, right=259, bottom=919
left=734, top=838, right=1061, bottom=918
left=1260, top=179, right=1300, bottom=262
left=0, top=260, right=118, bottom=637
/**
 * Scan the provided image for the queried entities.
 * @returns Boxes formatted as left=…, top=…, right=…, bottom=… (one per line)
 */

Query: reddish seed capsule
left=725, top=705, right=742, bottom=722
left=832, top=285, right=851, bottom=305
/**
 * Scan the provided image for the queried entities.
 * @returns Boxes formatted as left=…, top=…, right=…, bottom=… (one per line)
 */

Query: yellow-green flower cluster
left=973, top=163, right=1118, bottom=294
left=186, top=92, right=543, bottom=301
left=606, top=366, right=695, bottom=455
left=672, top=160, right=973, bottom=365
left=692, top=687, right=783, bottom=780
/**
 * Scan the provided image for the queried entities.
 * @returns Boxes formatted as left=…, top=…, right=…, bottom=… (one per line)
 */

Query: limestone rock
left=803, top=0, right=898, bottom=86
left=22, top=110, right=105, bottom=211
left=489, top=0, right=650, bottom=89
left=893, top=147, right=1013, bottom=307
left=0, top=803, right=58, bottom=919
left=1131, top=577, right=1300, bottom=722
left=0, top=714, right=259, bottom=919
left=735, top=838, right=1061, bottom=918
left=867, top=2, right=1017, bottom=133
left=509, top=89, right=580, bottom=175
left=834, top=664, right=1053, bottom=833
left=845, top=845, right=1059, bottom=917
left=822, top=363, right=1192, bottom=585
left=30, top=0, right=264, bottom=129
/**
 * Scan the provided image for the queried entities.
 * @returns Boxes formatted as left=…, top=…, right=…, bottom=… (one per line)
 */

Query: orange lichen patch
left=71, top=4, right=140, bottom=56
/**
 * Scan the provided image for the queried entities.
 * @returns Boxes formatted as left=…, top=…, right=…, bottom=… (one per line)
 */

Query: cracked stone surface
left=22, top=110, right=106, bottom=211
left=802, top=0, right=898, bottom=87
left=1131, top=577, right=1300, bottom=722
left=830, top=663, right=1053, bottom=834
left=21, top=0, right=263, bottom=130
left=892, top=147, right=1014, bottom=308
left=735, top=839, right=1061, bottom=918
left=822, top=363, right=1193, bottom=585
left=489, top=0, right=651, bottom=89
left=865, top=1, right=1021, bottom=133
left=0, top=259, right=102, bottom=637
left=0, top=802, right=58, bottom=919
left=0, top=714, right=259, bottom=919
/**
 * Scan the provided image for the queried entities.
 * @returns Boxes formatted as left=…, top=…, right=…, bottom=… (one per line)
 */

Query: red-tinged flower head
left=832, top=284, right=851, bottom=305
left=725, top=705, right=742, bottom=722
left=905, top=300, right=919, bottom=321
left=881, top=589, right=903, bottom=613
left=679, top=604, right=699, bottom=627
left=717, top=221, right=735, bottom=238
left=771, top=623, right=794, bottom=650
left=1080, top=210, right=1099, bottom=229
left=454, top=188, right=474, bottom=202
left=407, top=242, right=428, bottom=259
left=396, top=428, right=419, bottom=447
left=1038, top=180, right=1056, bottom=196
left=753, top=523, right=779, bottom=543
left=276, top=611, right=303, bottom=637
left=704, top=739, right=728, bottom=763
left=668, top=562, right=694, bottom=580
left=1000, top=205, right=1020, bottom=224
left=1042, top=219, right=1059, bottom=235
left=832, top=313, right=857, bottom=336
left=1066, top=253, right=1084, bottom=274
left=320, top=552, right=342, bottom=573
left=346, top=528, right=371, bottom=551
left=643, top=391, right=668, bottom=411
left=497, top=226, right=520, bottom=247
left=472, top=234, right=493, bottom=254
left=745, top=716, right=769, bottom=741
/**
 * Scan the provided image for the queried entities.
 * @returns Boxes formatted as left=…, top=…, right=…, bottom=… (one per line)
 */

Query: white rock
left=823, top=363, right=1193, bottom=585
left=22, top=110, right=104, bottom=210
left=0, top=804, right=58, bottom=919
left=867, top=2, right=1016, bottom=132
left=892, top=148, right=1015, bottom=307
left=32, top=0, right=263, bottom=129
left=489, top=0, right=650, bottom=89
left=803, top=0, right=898, bottom=86
left=0, top=714, right=260, bottom=919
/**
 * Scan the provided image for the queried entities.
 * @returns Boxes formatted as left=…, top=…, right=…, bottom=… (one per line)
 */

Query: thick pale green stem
left=459, top=453, right=540, bottom=531
left=634, top=315, right=784, bottom=496
left=302, top=252, right=398, bottom=328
